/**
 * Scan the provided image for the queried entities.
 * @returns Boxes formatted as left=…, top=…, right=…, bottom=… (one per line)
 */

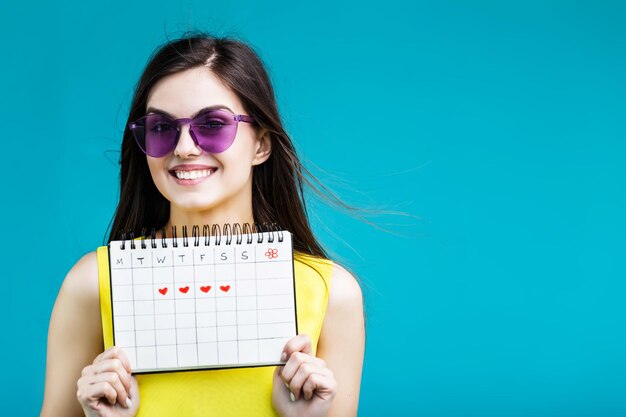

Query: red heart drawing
left=219, top=285, right=230, bottom=292
left=179, top=286, right=190, bottom=294
left=158, top=287, right=168, bottom=295
left=200, top=285, right=212, bottom=293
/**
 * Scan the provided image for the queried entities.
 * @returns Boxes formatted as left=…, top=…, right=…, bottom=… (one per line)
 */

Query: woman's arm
left=272, top=262, right=365, bottom=417
left=40, top=251, right=104, bottom=417
left=317, top=263, right=365, bottom=417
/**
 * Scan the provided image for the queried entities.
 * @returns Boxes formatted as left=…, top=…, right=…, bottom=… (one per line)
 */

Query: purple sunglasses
left=128, top=109, right=256, bottom=157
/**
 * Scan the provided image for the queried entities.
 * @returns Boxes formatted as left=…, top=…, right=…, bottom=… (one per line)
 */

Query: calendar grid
left=213, top=256, right=219, bottom=366
left=234, top=255, right=240, bottom=364
left=109, top=231, right=295, bottom=373
left=172, top=251, right=179, bottom=368
left=131, top=265, right=137, bottom=367
left=193, top=259, right=199, bottom=367
left=151, top=252, right=156, bottom=368
left=254, top=248, right=260, bottom=359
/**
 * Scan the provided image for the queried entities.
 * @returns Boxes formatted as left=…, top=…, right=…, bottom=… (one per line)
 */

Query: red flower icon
left=265, top=248, right=279, bottom=259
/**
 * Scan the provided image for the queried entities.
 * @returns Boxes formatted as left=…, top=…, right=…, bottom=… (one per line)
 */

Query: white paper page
left=108, top=230, right=296, bottom=373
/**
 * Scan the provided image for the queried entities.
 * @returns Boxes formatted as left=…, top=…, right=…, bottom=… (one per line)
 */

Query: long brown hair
left=105, top=31, right=356, bottom=260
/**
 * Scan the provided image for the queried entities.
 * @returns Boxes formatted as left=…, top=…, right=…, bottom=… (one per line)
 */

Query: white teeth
left=174, top=169, right=214, bottom=180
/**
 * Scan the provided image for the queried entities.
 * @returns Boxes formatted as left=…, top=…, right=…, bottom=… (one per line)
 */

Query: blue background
left=1, top=1, right=625, bottom=416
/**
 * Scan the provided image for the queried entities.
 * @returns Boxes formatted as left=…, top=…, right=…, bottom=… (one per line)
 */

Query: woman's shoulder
left=294, top=251, right=362, bottom=303
left=317, top=261, right=364, bottom=358
left=327, top=262, right=363, bottom=312
left=58, top=250, right=100, bottom=304
left=47, top=250, right=103, bottom=357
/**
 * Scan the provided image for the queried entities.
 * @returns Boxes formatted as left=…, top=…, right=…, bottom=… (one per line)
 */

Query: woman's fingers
left=94, top=346, right=133, bottom=402
left=281, top=351, right=325, bottom=382
left=82, top=358, right=132, bottom=393
left=77, top=346, right=134, bottom=411
left=274, top=333, right=338, bottom=406
left=281, top=334, right=313, bottom=361
left=95, top=346, right=133, bottom=374
left=77, top=371, right=131, bottom=408
left=302, top=368, right=336, bottom=401
left=286, top=361, right=330, bottom=401
left=279, top=334, right=324, bottom=399
left=78, top=380, right=119, bottom=406
left=280, top=342, right=329, bottom=400
left=285, top=361, right=310, bottom=399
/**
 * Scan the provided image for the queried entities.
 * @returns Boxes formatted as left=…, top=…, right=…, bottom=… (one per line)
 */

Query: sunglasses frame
left=128, top=109, right=256, bottom=157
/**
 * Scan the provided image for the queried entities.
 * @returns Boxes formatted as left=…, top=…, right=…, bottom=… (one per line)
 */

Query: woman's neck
left=157, top=204, right=255, bottom=238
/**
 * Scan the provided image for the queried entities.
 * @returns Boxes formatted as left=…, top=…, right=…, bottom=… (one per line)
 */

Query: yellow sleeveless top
left=96, top=245, right=333, bottom=416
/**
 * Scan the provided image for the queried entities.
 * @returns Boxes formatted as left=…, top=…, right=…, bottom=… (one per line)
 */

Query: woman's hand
left=76, top=346, right=139, bottom=417
left=272, top=334, right=337, bottom=417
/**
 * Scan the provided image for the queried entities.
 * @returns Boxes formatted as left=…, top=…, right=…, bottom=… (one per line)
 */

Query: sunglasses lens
left=192, top=110, right=238, bottom=153
left=143, top=114, right=178, bottom=157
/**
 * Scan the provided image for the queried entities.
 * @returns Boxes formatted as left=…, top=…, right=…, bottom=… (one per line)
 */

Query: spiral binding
left=117, top=222, right=284, bottom=250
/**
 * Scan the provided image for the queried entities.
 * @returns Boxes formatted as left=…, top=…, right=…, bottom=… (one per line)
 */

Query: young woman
left=40, top=33, right=364, bottom=417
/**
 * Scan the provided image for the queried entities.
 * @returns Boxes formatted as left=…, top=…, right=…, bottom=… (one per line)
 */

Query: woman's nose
left=174, top=124, right=202, bottom=158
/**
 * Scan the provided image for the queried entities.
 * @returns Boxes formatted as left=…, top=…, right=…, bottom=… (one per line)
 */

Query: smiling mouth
left=169, top=168, right=218, bottom=180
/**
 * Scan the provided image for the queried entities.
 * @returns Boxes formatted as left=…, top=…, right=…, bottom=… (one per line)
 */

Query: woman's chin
left=173, top=200, right=218, bottom=212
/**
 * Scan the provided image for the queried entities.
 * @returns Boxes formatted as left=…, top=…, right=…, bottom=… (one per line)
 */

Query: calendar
left=106, top=227, right=297, bottom=373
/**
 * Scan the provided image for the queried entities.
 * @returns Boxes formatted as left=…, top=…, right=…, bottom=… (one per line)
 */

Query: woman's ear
left=252, top=128, right=272, bottom=166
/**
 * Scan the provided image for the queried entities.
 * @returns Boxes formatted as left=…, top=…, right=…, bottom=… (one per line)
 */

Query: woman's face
left=144, top=66, right=271, bottom=215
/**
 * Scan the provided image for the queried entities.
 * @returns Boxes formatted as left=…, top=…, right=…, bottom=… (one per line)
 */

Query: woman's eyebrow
left=146, top=105, right=235, bottom=118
